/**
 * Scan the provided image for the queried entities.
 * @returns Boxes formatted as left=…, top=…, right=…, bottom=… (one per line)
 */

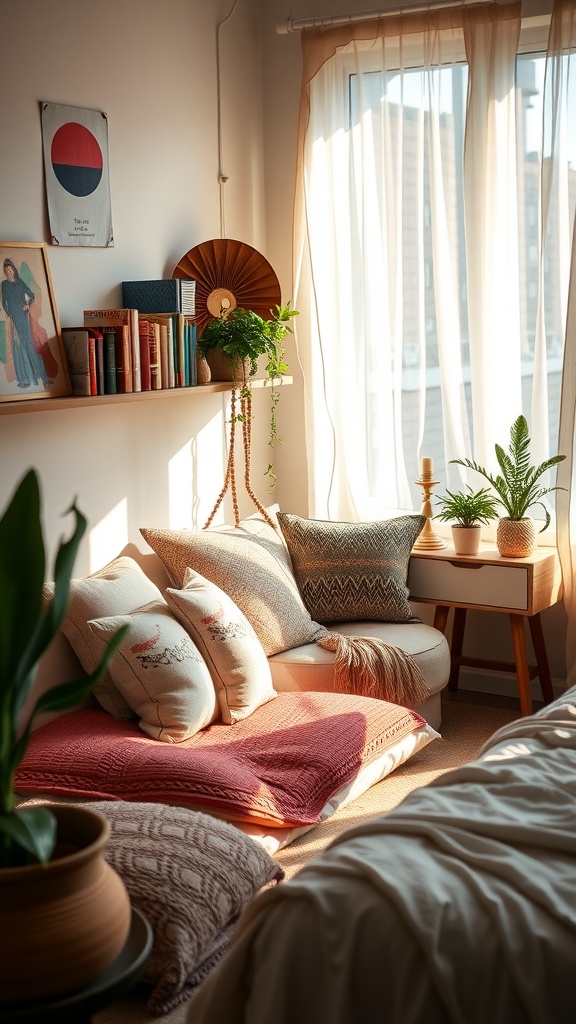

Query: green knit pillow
left=276, top=514, right=425, bottom=625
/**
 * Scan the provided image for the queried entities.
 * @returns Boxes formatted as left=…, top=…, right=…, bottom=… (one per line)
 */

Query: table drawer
left=408, top=558, right=529, bottom=610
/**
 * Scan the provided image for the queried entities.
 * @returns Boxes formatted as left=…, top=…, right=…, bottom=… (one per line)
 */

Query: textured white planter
left=451, top=524, right=482, bottom=555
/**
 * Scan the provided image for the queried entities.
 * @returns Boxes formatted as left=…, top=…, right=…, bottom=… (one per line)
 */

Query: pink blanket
left=16, top=692, right=425, bottom=828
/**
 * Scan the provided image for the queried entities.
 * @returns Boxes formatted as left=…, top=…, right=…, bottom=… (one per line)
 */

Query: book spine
left=166, top=317, right=175, bottom=388
left=129, top=307, right=141, bottom=392
left=138, top=318, right=152, bottom=391
left=87, top=329, right=105, bottom=395
left=103, top=328, right=117, bottom=394
left=187, top=319, right=197, bottom=386
left=114, top=324, right=133, bottom=394
left=88, top=334, right=98, bottom=395
left=149, top=321, right=161, bottom=390
left=176, top=315, right=185, bottom=387
left=61, top=328, right=92, bottom=397
left=159, top=323, right=169, bottom=390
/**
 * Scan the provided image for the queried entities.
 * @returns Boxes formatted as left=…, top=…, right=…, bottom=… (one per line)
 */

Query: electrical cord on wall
left=216, top=0, right=241, bottom=237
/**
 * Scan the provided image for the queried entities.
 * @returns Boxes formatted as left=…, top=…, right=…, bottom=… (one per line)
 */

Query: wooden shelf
left=0, top=376, right=293, bottom=416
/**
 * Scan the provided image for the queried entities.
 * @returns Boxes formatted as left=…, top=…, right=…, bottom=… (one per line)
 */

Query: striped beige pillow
left=140, top=520, right=327, bottom=656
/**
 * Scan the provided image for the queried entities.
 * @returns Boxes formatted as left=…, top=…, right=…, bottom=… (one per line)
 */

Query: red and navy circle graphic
left=51, top=122, right=103, bottom=197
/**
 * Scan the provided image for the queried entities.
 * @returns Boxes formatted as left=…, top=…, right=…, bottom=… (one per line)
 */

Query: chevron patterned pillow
left=276, top=514, right=426, bottom=625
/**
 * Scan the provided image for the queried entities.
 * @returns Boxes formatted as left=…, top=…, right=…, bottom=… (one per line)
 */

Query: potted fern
left=0, top=468, right=131, bottom=1002
left=434, top=485, right=499, bottom=555
left=450, top=415, right=566, bottom=557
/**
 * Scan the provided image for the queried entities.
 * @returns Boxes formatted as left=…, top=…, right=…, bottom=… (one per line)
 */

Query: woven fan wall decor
left=172, top=238, right=281, bottom=337
left=172, top=238, right=283, bottom=529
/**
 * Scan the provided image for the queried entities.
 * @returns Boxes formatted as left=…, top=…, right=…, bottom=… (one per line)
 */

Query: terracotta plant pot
left=496, top=517, right=536, bottom=558
left=451, top=524, right=482, bottom=555
left=205, top=348, right=252, bottom=383
left=0, top=804, right=131, bottom=1003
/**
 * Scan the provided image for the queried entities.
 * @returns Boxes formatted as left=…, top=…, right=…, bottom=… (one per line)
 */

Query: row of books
left=62, top=309, right=198, bottom=397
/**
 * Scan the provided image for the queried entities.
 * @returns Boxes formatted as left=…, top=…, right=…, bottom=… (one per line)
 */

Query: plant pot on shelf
left=451, top=524, right=482, bottom=555
left=0, top=804, right=131, bottom=1004
left=205, top=348, right=252, bottom=383
left=496, top=516, right=536, bottom=558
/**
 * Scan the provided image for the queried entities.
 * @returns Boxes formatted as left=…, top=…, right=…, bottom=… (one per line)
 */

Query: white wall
left=0, top=0, right=291, bottom=579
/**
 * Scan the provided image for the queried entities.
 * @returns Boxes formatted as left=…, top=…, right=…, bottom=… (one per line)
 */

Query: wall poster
left=41, top=101, right=114, bottom=247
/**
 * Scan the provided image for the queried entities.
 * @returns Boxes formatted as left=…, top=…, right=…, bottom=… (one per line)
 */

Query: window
left=299, top=13, right=575, bottom=523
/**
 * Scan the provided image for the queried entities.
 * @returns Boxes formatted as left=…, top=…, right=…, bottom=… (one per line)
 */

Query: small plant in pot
left=199, top=303, right=299, bottom=525
left=0, top=468, right=131, bottom=1002
left=450, top=415, right=566, bottom=557
left=434, top=485, right=499, bottom=555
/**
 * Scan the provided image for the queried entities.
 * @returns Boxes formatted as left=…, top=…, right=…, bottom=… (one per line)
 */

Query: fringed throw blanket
left=317, top=633, right=430, bottom=709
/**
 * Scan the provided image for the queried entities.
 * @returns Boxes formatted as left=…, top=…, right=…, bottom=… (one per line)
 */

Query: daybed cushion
left=165, top=568, right=277, bottom=724
left=140, top=517, right=327, bottom=656
left=184, top=688, right=576, bottom=1024
left=269, top=620, right=451, bottom=730
left=14, top=692, right=437, bottom=829
left=43, top=555, right=164, bottom=720
left=26, top=799, right=284, bottom=1017
left=276, top=513, right=425, bottom=624
left=87, top=602, right=220, bottom=741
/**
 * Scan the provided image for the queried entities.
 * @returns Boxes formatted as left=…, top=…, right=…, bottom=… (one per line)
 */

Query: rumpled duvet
left=186, top=687, right=576, bottom=1024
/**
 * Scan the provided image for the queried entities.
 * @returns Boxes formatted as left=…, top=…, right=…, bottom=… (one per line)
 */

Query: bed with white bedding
left=186, top=686, right=576, bottom=1024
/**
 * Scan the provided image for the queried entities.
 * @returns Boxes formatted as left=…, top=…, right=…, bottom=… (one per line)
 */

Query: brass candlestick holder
left=412, top=475, right=447, bottom=550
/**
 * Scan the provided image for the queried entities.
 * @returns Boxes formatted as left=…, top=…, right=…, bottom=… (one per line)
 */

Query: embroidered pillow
left=42, top=556, right=165, bottom=720
left=140, top=518, right=327, bottom=656
left=165, top=568, right=277, bottom=724
left=276, top=513, right=426, bottom=624
left=87, top=602, right=219, bottom=742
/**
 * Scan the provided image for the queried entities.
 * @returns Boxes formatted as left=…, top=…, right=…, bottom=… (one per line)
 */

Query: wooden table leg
left=528, top=613, right=554, bottom=704
left=509, top=614, right=533, bottom=716
left=433, top=605, right=450, bottom=633
left=447, top=607, right=467, bottom=692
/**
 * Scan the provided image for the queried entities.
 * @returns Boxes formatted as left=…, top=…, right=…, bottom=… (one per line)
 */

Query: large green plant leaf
left=0, top=469, right=129, bottom=866
left=0, top=471, right=45, bottom=687
left=0, top=806, right=57, bottom=867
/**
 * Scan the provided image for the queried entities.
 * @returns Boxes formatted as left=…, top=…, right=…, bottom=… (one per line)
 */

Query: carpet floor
left=95, top=693, right=520, bottom=1024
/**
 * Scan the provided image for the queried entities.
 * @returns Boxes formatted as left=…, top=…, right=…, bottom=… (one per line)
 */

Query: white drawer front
left=408, top=558, right=529, bottom=610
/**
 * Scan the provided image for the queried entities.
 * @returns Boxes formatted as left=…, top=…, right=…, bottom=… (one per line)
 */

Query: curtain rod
left=276, top=0, right=510, bottom=34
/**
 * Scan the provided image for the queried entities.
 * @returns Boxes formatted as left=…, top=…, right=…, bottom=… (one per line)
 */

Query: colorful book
left=83, top=308, right=136, bottom=393
left=102, top=328, right=117, bottom=394
left=138, top=319, right=152, bottom=391
left=88, top=329, right=105, bottom=395
left=148, top=320, right=161, bottom=390
left=61, top=328, right=96, bottom=397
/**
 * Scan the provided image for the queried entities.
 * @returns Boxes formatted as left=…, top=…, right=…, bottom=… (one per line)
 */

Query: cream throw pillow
left=166, top=568, right=277, bottom=724
left=140, top=518, right=327, bottom=656
left=88, top=602, right=219, bottom=742
left=43, top=556, right=164, bottom=719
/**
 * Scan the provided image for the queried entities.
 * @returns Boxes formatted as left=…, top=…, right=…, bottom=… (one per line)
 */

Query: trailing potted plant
left=199, top=303, right=299, bottom=526
left=434, top=485, right=499, bottom=555
left=450, top=415, right=566, bottom=557
left=0, top=468, right=131, bottom=1002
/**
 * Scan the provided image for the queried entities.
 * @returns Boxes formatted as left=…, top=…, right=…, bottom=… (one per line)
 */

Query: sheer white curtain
left=552, top=0, right=576, bottom=687
left=294, top=2, right=524, bottom=519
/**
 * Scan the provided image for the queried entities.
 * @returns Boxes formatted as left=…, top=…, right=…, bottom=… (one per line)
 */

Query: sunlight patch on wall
left=168, top=409, right=226, bottom=529
left=89, top=498, right=128, bottom=572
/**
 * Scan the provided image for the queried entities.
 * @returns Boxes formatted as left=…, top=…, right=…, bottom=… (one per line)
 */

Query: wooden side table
left=407, top=543, right=563, bottom=716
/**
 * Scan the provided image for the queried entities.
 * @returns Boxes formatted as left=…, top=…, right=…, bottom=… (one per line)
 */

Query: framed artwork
left=0, top=241, right=71, bottom=403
